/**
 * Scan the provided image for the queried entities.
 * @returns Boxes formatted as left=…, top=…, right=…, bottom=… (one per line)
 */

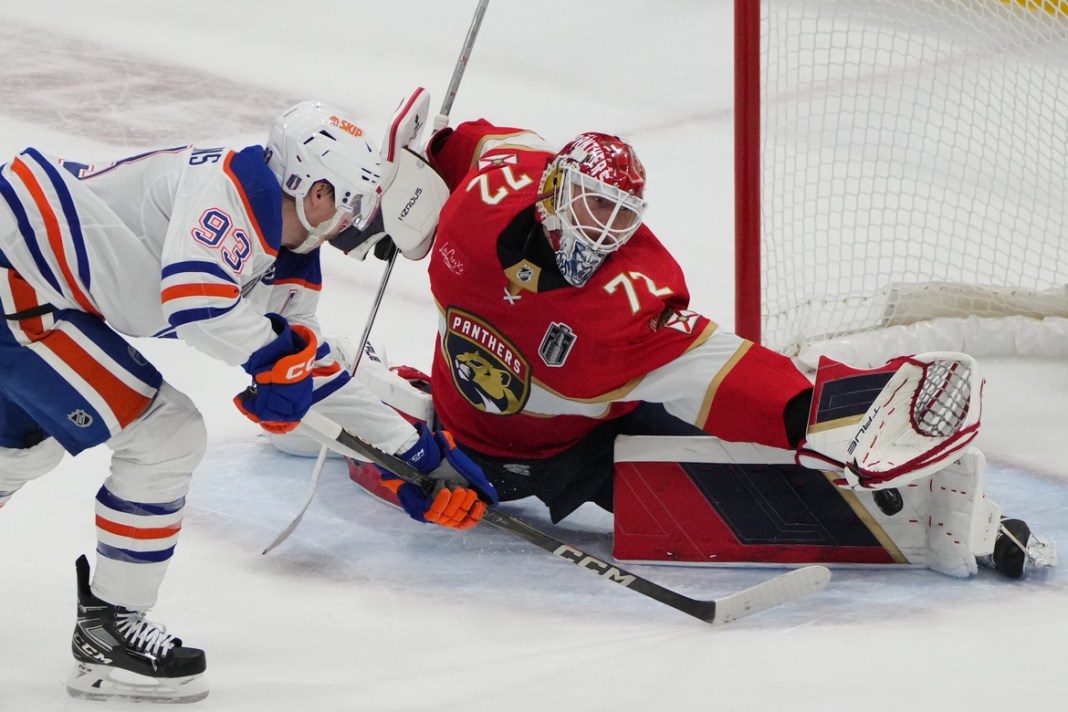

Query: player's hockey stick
left=263, top=0, right=490, bottom=555
left=296, top=411, right=832, bottom=625
left=262, top=256, right=396, bottom=555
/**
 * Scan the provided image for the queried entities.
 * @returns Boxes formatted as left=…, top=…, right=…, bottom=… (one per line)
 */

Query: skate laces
left=115, top=611, right=178, bottom=660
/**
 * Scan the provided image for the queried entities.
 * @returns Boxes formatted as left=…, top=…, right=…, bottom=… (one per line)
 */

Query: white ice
left=1, top=2, right=1066, bottom=711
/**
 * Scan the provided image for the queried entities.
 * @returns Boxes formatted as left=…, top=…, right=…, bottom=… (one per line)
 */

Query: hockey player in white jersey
left=0, top=98, right=496, bottom=703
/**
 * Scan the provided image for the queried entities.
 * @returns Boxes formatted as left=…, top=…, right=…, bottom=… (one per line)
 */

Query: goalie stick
left=297, top=411, right=832, bottom=625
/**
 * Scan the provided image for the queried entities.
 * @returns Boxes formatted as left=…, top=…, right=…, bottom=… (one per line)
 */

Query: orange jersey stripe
left=161, top=282, right=241, bottom=304
left=95, top=515, right=182, bottom=540
left=272, top=276, right=322, bottom=292
left=10, top=158, right=101, bottom=317
left=43, top=329, right=152, bottom=426
left=223, top=151, right=276, bottom=257
left=5, top=270, right=46, bottom=338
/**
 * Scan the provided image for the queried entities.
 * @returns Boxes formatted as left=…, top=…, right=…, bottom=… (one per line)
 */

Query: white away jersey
left=0, top=145, right=280, bottom=366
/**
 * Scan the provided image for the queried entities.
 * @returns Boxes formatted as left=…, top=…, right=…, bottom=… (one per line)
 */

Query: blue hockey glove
left=379, top=424, right=498, bottom=530
left=234, top=314, right=317, bottom=434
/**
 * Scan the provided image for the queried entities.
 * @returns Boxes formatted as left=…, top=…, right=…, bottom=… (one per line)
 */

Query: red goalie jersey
left=426, top=120, right=811, bottom=460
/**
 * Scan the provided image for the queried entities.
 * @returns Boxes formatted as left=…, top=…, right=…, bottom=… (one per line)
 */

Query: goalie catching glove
left=796, top=351, right=983, bottom=490
left=234, top=313, right=318, bottom=434
left=377, top=423, right=499, bottom=529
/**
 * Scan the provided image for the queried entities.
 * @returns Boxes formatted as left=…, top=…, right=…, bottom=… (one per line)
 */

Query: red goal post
left=734, top=0, right=1068, bottom=367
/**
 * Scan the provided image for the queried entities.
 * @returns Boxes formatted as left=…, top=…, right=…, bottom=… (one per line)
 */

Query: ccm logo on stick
left=553, top=545, right=636, bottom=586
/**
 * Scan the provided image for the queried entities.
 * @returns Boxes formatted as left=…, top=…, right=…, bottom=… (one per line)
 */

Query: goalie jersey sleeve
left=427, top=120, right=812, bottom=459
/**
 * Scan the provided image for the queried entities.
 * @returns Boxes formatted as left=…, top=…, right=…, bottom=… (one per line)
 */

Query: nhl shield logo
left=67, top=409, right=94, bottom=428
left=539, top=322, right=576, bottom=367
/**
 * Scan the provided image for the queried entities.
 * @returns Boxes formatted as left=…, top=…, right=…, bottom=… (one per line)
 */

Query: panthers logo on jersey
left=443, top=308, right=530, bottom=415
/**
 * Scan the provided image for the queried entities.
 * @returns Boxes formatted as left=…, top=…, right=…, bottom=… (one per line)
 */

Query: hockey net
left=735, top=0, right=1068, bottom=367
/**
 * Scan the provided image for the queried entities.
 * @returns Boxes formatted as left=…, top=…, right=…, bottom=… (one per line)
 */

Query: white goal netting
left=755, top=0, right=1068, bottom=365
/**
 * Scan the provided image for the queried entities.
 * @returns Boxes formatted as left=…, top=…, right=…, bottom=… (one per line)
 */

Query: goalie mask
left=537, top=132, right=647, bottom=287
left=266, top=100, right=384, bottom=254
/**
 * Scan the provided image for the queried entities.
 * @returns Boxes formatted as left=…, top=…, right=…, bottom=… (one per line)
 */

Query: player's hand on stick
left=379, top=424, right=498, bottom=529
left=234, top=314, right=317, bottom=434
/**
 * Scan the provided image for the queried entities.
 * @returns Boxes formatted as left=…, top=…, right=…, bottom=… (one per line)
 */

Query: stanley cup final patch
left=539, top=322, right=576, bottom=367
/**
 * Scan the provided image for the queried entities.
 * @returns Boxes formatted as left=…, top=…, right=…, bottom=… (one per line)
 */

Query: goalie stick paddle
left=296, top=411, right=832, bottom=625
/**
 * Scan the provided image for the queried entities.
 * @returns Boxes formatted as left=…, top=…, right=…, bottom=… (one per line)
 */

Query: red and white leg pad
left=613, top=435, right=997, bottom=577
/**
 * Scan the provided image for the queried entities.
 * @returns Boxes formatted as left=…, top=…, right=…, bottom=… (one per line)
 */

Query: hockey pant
left=0, top=280, right=205, bottom=608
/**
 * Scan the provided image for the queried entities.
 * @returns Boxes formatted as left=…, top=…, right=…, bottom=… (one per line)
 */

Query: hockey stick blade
left=707, top=565, right=831, bottom=625
left=262, top=445, right=328, bottom=555
left=297, top=412, right=831, bottom=624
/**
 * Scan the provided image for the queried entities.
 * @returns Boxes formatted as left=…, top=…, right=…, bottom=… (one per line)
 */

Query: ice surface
left=1, top=2, right=1066, bottom=710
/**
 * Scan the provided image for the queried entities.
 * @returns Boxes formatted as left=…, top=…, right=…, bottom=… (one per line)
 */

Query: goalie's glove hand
left=234, top=314, right=317, bottom=434
left=379, top=424, right=498, bottom=529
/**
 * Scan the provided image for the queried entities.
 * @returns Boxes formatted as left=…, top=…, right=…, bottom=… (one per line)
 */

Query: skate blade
left=66, top=661, right=209, bottom=703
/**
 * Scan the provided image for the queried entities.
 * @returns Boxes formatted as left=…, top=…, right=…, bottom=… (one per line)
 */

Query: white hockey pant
left=0, top=435, right=66, bottom=505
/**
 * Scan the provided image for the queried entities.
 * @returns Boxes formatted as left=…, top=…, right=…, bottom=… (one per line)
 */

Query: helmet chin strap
left=291, top=201, right=348, bottom=254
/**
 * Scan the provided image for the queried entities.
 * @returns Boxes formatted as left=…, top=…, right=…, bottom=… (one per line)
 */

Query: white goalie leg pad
left=798, top=352, right=982, bottom=491
left=848, top=484, right=932, bottom=569
left=848, top=448, right=994, bottom=577
left=67, top=661, right=209, bottom=703
left=926, top=448, right=994, bottom=577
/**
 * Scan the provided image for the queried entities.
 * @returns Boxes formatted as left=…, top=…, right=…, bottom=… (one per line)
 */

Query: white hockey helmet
left=536, top=132, right=647, bottom=286
left=266, top=100, right=384, bottom=253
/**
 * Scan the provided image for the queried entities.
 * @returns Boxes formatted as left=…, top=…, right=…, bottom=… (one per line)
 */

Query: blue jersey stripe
left=161, top=259, right=238, bottom=285
left=23, top=148, right=93, bottom=293
left=0, top=170, right=64, bottom=294
left=311, top=370, right=351, bottom=405
left=166, top=300, right=239, bottom=328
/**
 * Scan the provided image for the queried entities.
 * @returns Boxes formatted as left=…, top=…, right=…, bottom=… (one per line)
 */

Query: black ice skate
left=979, top=518, right=1057, bottom=580
left=66, top=554, right=208, bottom=703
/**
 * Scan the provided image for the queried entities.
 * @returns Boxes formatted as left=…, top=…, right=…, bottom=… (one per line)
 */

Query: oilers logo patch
left=444, top=308, right=530, bottom=415
left=538, top=322, right=576, bottom=367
